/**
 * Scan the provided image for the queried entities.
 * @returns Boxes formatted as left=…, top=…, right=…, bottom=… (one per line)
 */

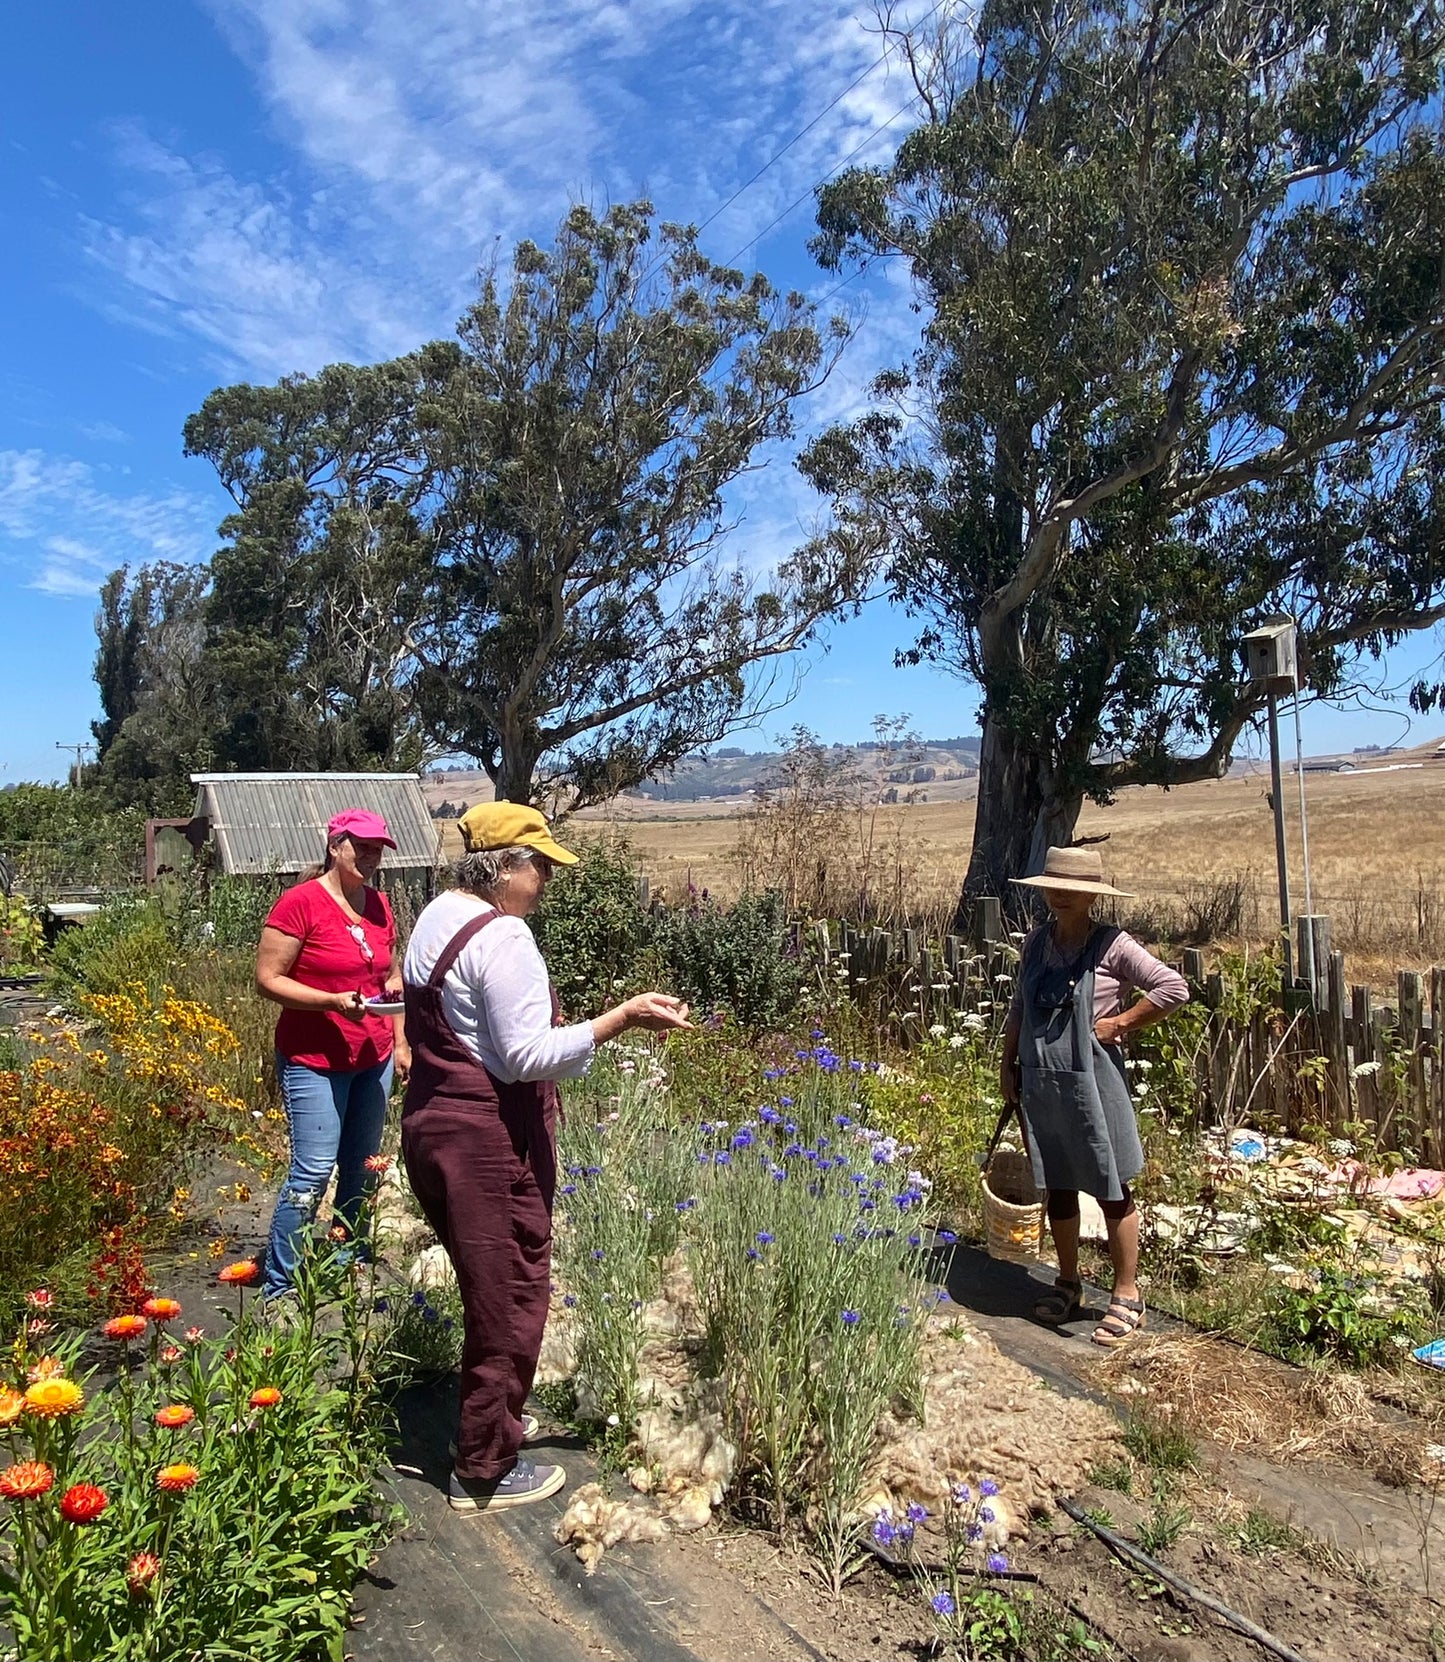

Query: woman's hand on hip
left=624, top=993, right=693, bottom=1032
left=1093, top=1014, right=1125, bottom=1047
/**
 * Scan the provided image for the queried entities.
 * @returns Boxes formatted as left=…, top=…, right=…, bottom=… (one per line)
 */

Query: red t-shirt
left=264, top=880, right=396, bottom=1071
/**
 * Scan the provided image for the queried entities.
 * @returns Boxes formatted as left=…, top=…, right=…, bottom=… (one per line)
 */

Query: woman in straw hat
left=400, top=803, right=691, bottom=1514
left=1000, top=846, right=1188, bottom=1345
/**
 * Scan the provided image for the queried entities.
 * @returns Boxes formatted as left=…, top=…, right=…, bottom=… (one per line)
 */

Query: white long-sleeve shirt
left=402, top=890, right=595, bottom=1084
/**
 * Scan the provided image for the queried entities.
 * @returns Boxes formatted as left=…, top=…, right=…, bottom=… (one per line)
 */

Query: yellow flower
left=24, top=1377, right=84, bottom=1419
left=0, top=1389, right=25, bottom=1426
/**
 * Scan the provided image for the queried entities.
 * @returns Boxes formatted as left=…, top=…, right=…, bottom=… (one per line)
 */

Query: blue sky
left=2, top=1, right=1440, bottom=787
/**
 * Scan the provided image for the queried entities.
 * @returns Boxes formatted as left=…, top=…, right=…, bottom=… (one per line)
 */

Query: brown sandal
left=1034, top=1278, right=1084, bottom=1325
left=1092, top=1294, right=1146, bottom=1347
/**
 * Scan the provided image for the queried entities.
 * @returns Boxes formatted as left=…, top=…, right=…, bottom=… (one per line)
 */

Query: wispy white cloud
left=81, top=0, right=935, bottom=379
left=0, top=449, right=216, bottom=599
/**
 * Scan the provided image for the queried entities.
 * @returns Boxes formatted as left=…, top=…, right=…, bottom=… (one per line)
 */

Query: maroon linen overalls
left=400, top=911, right=560, bottom=1481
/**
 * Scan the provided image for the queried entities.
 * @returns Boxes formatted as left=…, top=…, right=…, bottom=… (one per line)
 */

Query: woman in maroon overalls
left=401, top=803, right=690, bottom=1512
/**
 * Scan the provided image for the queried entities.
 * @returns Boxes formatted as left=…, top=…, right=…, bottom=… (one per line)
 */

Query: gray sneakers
left=448, top=1456, right=566, bottom=1512
left=448, top=1413, right=538, bottom=1460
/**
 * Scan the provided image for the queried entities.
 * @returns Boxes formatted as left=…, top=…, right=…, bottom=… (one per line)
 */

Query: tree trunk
left=954, top=715, right=1082, bottom=929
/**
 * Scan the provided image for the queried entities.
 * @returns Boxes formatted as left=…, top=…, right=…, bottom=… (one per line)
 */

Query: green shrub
left=0, top=897, right=45, bottom=971
left=0, top=784, right=146, bottom=896
left=532, top=835, right=658, bottom=1018
left=47, top=895, right=183, bottom=1001
left=652, top=890, right=804, bottom=1029
left=1263, top=1264, right=1428, bottom=1367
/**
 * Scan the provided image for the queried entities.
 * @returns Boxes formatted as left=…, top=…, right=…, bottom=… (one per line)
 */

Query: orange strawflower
left=26, top=1355, right=65, bottom=1382
left=217, top=1260, right=259, bottom=1286
left=364, top=1154, right=392, bottom=1173
left=58, top=1482, right=108, bottom=1524
left=126, top=1551, right=161, bottom=1594
left=141, top=1297, right=182, bottom=1322
left=183, top=1326, right=204, bottom=1343
left=154, top=1404, right=195, bottom=1429
left=249, top=1386, right=283, bottom=1409
left=155, top=1463, right=199, bottom=1493
left=159, top=1345, right=182, bottom=1365
left=0, top=1388, right=24, bottom=1426
left=0, top=1460, right=54, bottom=1500
left=24, top=1378, right=84, bottom=1419
left=103, top=1315, right=147, bottom=1341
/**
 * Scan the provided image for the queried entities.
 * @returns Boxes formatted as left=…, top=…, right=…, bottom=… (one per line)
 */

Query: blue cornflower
left=840, top=1308, right=861, bottom=1326
left=849, top=1059, right=864, bottom=1072
left=675, top=1197, right=696, bottom=1212
left=980, top=1506, right=995, bottom=1525
left=584, top=1164, right=602, bottom=1177
left=810, top=1028, right=826, bottom=1041
left=762, top=1068, right=783, bottom=1082
left=906, top=1502, right=928, bottom=1524
left=563, top=1294, right=577, bottom=1308
left=700, top=1121, right=716, bottom=1135
left=423, top=1306, right=439, bottom=1323
left=779, top=1096, right=794, bottom=1108
left=746, top=1249, right=760, bottom=1262
left=442, top=1317, right=454, bottom=1331
left=770, top=1165, right=786, bottom=1181
left=833, top=1232, right=848, bottom=1245
left=952, top=1483, right=971, bottom=1505
left=560, top=1183, right=577, bottom=1196
left=850, top=1172, right=867, bottom=1186
left=783, top=1120, right=798, bottom=1136
left=980, top=1478, right=999, bottom=1498
left=373, top=1298, right=390, bottom=1314
left=696, top=1152, right=711, bottom=1163
left=760, top=1106, right=781, bottom=1125
left=931, top=1591, right=955, bottom=1617
left=966, top=1523, right=983, bottom=1544
left=832, top=1153, right=848, bottom=1168
left=834, top=1114, right=853, bottom=1129
left=872, top=1513, right=896, bottom=1548
left=592, top=1249, right=605, bottom=1261
left=907, top=1233, right=922, bottom=1249
left=731, top=1127, right=754, bottom=1150
left=859, top=1199, right=876, bottom=1213
left=802, top=1149, right=819, bottom=1164
left=756, top=1231, right=774, bottom=1246
left=938, top=1229, right=958, bottom=1245
left=714, top=1150, right=731, bottom=1166
left=817, top=1135, right=830, bottom=1149
left=987, top=1553, right=1008, bottom=1575
left=785, top=1142, right=803, bottom=1158
left=411, top=1291, right=428, bottom=1309
left=567, top=1164, right=584, bottom=1177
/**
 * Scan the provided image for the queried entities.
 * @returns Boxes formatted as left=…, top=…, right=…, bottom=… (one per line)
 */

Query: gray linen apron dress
left=1018, top=924, right=1143, bottom=1203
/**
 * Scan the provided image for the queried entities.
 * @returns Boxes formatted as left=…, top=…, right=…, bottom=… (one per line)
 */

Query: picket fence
left=794, top=903, right=1445, bottom=1163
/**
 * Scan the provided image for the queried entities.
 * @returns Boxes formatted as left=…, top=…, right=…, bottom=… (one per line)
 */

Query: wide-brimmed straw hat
left=1010, top=846, right=1131, bottom=898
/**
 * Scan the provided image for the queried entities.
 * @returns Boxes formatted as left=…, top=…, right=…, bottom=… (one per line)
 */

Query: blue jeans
left=264, top=1053, right=393, bottom=1297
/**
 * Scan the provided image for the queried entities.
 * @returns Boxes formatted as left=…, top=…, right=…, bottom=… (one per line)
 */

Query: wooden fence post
left=1351, top=984, right=1376, bottom=1132
left=1400, top=970, right=1426, bottom=1157
left=1325, top=951, right=1349, bottom=1128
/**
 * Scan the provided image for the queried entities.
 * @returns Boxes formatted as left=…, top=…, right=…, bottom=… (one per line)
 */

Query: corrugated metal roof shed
left=191, top=773, right=439, bottom=876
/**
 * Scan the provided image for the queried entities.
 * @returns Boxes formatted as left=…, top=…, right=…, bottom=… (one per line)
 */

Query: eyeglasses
left=515, top=849, right=556, bottom=878
left=346, top=923, right=374, bottom=964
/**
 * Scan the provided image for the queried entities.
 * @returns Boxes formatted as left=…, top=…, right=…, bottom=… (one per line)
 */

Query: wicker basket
left=981, top=1146, right=1044, bottom=1264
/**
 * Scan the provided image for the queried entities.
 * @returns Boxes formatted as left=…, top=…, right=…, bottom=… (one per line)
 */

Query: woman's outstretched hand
left=624, top=993, right=693, bottom=1032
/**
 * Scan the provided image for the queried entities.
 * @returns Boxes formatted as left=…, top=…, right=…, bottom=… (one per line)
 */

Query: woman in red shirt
left=255, top=809, right=410, bottom=1298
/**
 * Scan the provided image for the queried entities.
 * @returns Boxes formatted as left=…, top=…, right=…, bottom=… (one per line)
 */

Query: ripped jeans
left=263, top=1052, right=393, bottom=1297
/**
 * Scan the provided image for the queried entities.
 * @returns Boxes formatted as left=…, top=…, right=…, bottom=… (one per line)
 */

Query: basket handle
left=984, top=1100, right=1028, bottom=1166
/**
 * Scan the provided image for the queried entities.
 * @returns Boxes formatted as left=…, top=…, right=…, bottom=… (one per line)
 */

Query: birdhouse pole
left=1242, top=619, right=1300, bottom=989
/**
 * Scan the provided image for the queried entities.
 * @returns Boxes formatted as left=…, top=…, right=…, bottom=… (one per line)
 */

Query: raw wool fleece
left=868, top=1317, right=1121, bottom=1523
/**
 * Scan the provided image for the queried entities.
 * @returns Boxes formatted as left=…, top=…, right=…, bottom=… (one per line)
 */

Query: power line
left=692, top=0, right=951, bottom=245
left=725, top=94, right=921, bottom=266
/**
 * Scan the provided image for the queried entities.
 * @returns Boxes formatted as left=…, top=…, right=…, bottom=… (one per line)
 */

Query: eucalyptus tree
left=180, top=201, right=863, bottom=809
left=804, top=0, right=1445, bottom=904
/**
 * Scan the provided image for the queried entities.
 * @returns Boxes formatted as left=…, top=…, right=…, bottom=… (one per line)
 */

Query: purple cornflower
left=591, top=1249, right=605, bottom=1261
left=714, top=1150, right=731, bottom=1166
left=931, top=1591, right=955, bottom=1617
left=980, top=1478, right=999, bottom=1498
left=872, top=1512, right=896, bottom=1548
left=560, top=1183, right=577, bottom=1196
left=906, top=1502, right=928, bottom=1524
left=755, top=1231, right=774, bottom=1246
left=987, top=1553, right=1009, bottom=1574
left=563, top=1294, right=577, bottom=1308
left=938, top=1229, right=958, bottom=1245
left=840, top=1308, right=861, bottom=1326
left=779, top=1096, right=794, bottom=1108
left=833, top=1232, right=847, bottom=1245
left=731, top=1127, right=754, bottom=1150
left=770, top=1165, right=787, bottom=1181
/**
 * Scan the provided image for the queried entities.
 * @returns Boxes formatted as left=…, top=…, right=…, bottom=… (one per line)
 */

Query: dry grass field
left=434, top=745, right=1445, bottom=983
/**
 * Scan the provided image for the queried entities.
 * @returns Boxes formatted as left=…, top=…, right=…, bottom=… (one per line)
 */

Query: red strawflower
left=217, top=1260, right=259, bottom=1286
left=141, top=1297, right=182, bottom=1322
left=24, top=1289, right=53, bottom=1311
left=155, top=1404, right=195, bottom=1429
left=126, top=1551, right=161, bottom=1594
left=58, top=1482, right=108, bottom=1524
left=183, top=1326, right=204, bottom=1343
left=0, top=1460, right=54, bottom=1500
left=26, top=1318, right=52, bottom=1338
left=155, top=1463, right=199, bottom=1493
left=249, top=1386, right=283, bottom=1410
left=103, top=1314, right=147, bottom=1342
left=160, top=1344, right=182, bottom=1365
left=364, top=1154, right=392, bottom=1174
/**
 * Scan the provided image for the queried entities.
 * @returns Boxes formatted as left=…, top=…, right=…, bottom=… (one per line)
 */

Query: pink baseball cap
left=326, top=808, right=396, bottom=848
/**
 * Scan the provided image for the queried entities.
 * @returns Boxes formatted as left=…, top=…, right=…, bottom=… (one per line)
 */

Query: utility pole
left=55, top=741, right=91, bottom=789
left=1243, top=620, right=1300, bottom=990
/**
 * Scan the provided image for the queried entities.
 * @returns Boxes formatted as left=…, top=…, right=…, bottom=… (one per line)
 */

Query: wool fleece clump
left=869, top=1318, right=1121, bottom=1522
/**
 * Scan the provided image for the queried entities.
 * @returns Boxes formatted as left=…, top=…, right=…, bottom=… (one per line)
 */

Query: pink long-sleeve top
left=1008, top=926, right=1190, bottom=1025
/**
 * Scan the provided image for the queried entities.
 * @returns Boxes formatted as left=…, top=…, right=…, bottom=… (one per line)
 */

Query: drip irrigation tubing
left=1058, top=1497, right=1316, bottom=1662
